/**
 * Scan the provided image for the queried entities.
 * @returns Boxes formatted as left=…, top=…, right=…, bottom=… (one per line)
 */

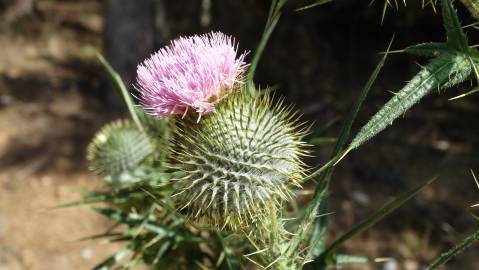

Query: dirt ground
left=0, top=1, right=478, bottom=270
left=0, top=1, right=125, bottom=269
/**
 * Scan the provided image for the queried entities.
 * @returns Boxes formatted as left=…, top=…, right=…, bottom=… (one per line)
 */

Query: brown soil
left=0, top=1, right=124, bottom=269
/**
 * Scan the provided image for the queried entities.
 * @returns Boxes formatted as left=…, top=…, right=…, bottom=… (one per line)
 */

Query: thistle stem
left=96, top=52, right=144, bottom=131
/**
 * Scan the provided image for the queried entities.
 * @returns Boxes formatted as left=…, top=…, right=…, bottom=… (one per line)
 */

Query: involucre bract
left=170, top=91, right=309, bottom=230
left=87, top=120, right=154, bottom=186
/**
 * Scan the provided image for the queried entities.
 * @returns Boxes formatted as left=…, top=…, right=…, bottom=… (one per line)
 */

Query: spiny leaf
left=94, top=245, right=134, bottom=270
left=299, top=41, right=391, bottom=266
left=424, top=228, right=479, bottom=270
left=309, top=137, right=336, bottom=145
left=404, top=42, right=451, bottom=57
left=377, top=0, right=471, bottom=57
left=423, top=0, right=439, bottom=11
left=294, top=0, right=333, bottom=12
left=78, top=231, right=123, bottom=241
left=316, top=177, right=436, bottom=265
left=381, top=0, right=393, bottom=24
left=441, top=0, right=469, bottom=51
left=369, top=0, right=439, bottom=23
left=246, top=0, right=288, bottom=95
left=448, top=85, right=479, bottom=100
left=151, top=240, right=173, bottom=265
left=49, top=193, right=110, bottom=209
left=302, top=38, right=393, bottom=185
left=93, top=207, right=171, bottom=236
left=368, top=0, right=392, bottom=24
left=215, top=232, right=242, bottom=270
left=96, top=53, right=143, bottom=131
left=349, top=51, right=472, bottom=150
left=58, top=188, right=156, bottom=207
left=312, top=47, right=390, bottom=230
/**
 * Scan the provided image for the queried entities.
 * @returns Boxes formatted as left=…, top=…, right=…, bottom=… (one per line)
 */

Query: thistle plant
left=73, top=0, right=479, bottom=269
left=134, top=31, right=309, bottom=233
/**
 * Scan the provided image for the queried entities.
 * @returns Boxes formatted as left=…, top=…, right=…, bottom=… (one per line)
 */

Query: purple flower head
left=135, top=32, right=247, bottom=119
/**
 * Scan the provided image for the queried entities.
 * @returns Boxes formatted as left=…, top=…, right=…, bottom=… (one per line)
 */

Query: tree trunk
left=104, top=0, right=156, bottom=106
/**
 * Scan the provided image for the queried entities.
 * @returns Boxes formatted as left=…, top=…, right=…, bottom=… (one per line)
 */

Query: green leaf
left=345, top=0, right=474, bottom=152
left=93, top=207, right=170, bottom=236
left=151, top=240, right=173, bottom=265
left=96, top=53, right=143, bottom=131
left=51, top=189, right=149, bottom=209
left=246, top=0, right=285, bottom=95
left=49, top=194, right=109, bottom=209
left=309, top=136, right=336, bottom=145
left=310, top=44, right=390, bottom=248
left=294, top=0, right=333, bottom=12
left=349, top=51, right=472, bottom=150
left=292, top=38, right=392, bottom=264
left=404, top=42, right=451, bottom=57
left=94, top=245, right=134, bottom=270
left=215, top=232, right=241, bottom=270
left=315, top=177, right=436, bottom=265
left=331, top=39, right=392, bottom=160
left=302, top=38, right=394, bottom=184
left=78, top=231, right=123, bottom=241
left=441, top=0, right=469, bottom=51
left=424, top=228, right=479, bottom=270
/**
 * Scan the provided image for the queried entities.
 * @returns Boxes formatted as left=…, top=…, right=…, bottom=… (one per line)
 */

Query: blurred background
left=0, top=0, right=478, bottom=269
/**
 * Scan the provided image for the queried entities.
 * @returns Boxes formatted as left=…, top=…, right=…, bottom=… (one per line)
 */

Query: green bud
left=87, top=120, right=154, bottom=186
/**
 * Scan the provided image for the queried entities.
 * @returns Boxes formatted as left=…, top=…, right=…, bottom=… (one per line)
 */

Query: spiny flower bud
left=170, top=92, right=309, bottom=230
left=135, top=32, right=247, bottom=120
left=87, top=120, right=154, bottom=186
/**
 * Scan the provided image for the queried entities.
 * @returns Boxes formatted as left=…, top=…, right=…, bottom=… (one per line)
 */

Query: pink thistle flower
left=135, top=32, right=247, bottom=120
